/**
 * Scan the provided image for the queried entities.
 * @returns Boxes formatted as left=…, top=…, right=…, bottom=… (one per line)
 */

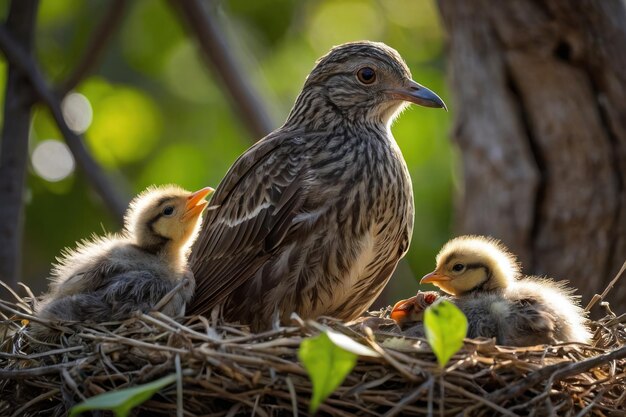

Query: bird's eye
left=356, top=67, right=376, bottom=84
left=162, top=206, right=175, bottom=217
left=452, top=263, right=465, bottom=273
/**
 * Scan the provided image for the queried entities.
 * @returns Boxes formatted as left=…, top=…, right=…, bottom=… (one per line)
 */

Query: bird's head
left=286, top=41, right=446, bottom=128
left=124, top=185, right=213, bottom=257
left=420, top=236, right=521, bottom=296
left=390, top=291, right=439, bottom=326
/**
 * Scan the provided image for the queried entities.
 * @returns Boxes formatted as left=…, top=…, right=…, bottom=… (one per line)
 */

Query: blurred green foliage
left=424, top=299, right=468, bottom=367
left=2, top=0, right=457, bottom=301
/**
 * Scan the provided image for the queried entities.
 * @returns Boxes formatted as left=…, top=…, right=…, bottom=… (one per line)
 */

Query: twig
left=585, top=261, right=626, bottom=312
left=61, top=367, right=86, bottom=401
left=384, top=377, right=433, bottom=417
left=0, top=299, right=61, bottom=326
left=427, top=378, right=434, bottom=417
left=175, top=354, right=183, bottom=417
left=488, top=345, right=626, bottom=403
left=0, top=345, right=82, bottom=360
left=137, top=313, right=179, bottom=334
left=438, top=374, right=443, bottom=417
left=0, top=359, right=85, bottom=378
left=153, top=278, right=188, bottom=312
left=17, top=282, right=36, bottom=301
left=79, top=333, right=188, bottom=354
left=444, top=380, right=518, bottom=417
left=0, top=23, right=127, bottom=222
left=56, top=0, right=128, bottom=96
left=9, top=388, right=59, bottom=417
left=152, top=311, right=220, bottom=343
left=1, top=280, right=624, bottom=415
left=0, top=280, right=26, bottom=304
left=573, top=389, right=605, bottom=417
left=168, top=0, right=274, bottom=140
left=285, top=376, right=298, bottom=417
left=363, top=336, right=420, bottom=382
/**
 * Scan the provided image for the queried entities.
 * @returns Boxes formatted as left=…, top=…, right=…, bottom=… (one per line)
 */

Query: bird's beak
left=420, top=271, right=451, bottom=285
left=388, top=80, right=447, bottom=110
left=390, top=296, right=417, bottom=323
left=183, top=187, right=214, bottom=221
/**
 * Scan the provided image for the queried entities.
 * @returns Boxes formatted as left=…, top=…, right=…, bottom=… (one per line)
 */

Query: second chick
left=32, top=185, right=213, bottom=341
left=394, top=236, right=591, bottom=346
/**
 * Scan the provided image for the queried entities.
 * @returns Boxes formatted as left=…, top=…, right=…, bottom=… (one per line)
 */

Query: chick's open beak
left=420, top=271, right=451, bottom=285
left=389, top=80, right=447, bottom=110
left=182, top=187, right=214, bottom=221
left=390, top=296, right=417, bottom=323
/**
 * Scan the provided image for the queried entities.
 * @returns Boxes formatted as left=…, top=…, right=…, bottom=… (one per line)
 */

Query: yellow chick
left=31, top=185, right=213, bottom=341
left=417, top=235, right=591, bottom=345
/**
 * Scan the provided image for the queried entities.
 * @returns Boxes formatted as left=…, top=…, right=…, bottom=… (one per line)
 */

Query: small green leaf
left=69, top=374, right=177, bottom=417
left=325, top=329, right=380, bottom=357
left=298, top=332, right=358, bottom=414
left=423, top=299, right=467, bottom=368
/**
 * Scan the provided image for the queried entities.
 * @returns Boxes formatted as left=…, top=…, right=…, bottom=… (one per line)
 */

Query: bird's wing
left=189, top=130, right=317, bottom=316
left=99, top=271, right=174, bottom=319
left=505, top=297, right=557, bottom=345
left=38, top=270, right=169, bottom=322
left=455, top=296, right=502, bottom=340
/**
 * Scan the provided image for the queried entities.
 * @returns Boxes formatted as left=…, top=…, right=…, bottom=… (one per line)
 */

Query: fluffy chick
left=390, top=291, right=441, bottom=325
left=415, top=235, right=591, bottom=346
left=31, top=185, right=213, bottom=341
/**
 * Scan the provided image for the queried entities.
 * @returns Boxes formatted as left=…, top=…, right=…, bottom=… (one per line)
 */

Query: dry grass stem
left=0, top=281, right=624, bottom=416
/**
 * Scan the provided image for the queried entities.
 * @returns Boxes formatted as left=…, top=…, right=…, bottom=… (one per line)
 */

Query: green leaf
left=423, top=299, right=468, bottom=368
left=325, top=329, right=380, bottom=357
left=69, top=374, right=177, bottom=417
left=299, top=332, right=358, bottom=414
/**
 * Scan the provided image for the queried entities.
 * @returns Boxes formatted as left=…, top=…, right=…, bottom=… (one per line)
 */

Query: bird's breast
left=291, top=132, right=414, bottom=318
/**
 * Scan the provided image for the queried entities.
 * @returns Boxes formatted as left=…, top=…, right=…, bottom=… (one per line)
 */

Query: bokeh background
left=1, top=0, right=455, bottom=302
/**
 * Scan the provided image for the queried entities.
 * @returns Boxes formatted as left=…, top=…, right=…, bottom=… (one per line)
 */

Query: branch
left=56, top=0, right=128, bottom=96
left=0, top=0, right=38, bottom=291
left=585, top=260, right=626, bottom=312
left=0, top=23, right=128, bottom=223
left=488, top=345, right=626, bottom=403
left=0, top=360, right=85, bottom=379
left=169, top=0, right=274, bottom=140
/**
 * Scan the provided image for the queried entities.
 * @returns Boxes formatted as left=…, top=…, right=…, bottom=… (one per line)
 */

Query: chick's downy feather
left=31, top=184, right=210, bottom=342
left=404, top=235, right=591, bottom=345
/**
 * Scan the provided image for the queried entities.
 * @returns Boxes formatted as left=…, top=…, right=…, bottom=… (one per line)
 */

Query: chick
left=414, top=235, right=591, bottom=346
left=31, top=185, right=213, bottom=341
left=390, top=291, right=440, bottom=326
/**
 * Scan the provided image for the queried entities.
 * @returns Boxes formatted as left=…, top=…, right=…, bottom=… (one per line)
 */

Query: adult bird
left=397, top=235, right=591, bottom=345
left=31, top=185, right=212, bottom=341
left=189, top=41, right=446, bottom=330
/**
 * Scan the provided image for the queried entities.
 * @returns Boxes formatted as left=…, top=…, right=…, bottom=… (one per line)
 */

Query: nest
left=0, top=284, right=625, bottom=417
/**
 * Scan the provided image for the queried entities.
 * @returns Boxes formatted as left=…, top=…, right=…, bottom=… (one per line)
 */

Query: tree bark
left=437, top=0, right=626, bottom=306
left=0, top=0, right=39, bottom=291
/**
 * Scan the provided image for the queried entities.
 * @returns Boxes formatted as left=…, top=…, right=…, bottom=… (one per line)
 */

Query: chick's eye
left=452, top=263, right=465, bottom=272
left=162, top=206, right=175, bottom=216
left=356, top=67, right=376, bottom=84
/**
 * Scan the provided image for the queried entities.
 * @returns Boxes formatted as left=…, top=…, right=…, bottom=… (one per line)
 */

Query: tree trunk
left=437, top=0, right=626, bottom=306
left=0, top=0, right=38, bottom=291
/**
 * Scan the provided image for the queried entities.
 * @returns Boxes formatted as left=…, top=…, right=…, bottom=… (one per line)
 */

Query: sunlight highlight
left=31, top=140, right=75, bottom=182
left=61, top=92, right=93, bottom=134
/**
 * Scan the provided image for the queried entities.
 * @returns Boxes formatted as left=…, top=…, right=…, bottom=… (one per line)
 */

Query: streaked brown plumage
left=397, top=236, right=591, bottom=345
left=189, top=41, right=446, bottom=329
left=31, top=185, right=212, bottom=341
